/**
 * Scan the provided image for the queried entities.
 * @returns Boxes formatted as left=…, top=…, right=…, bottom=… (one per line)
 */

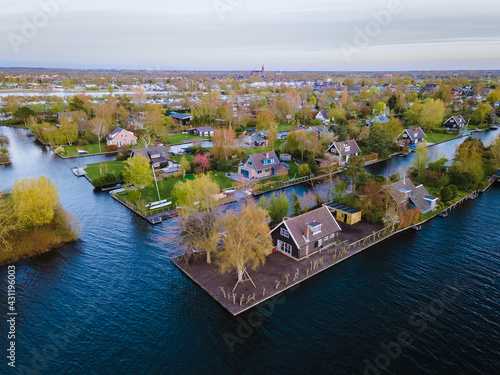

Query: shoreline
left=172, top=182, right=497, bottom=316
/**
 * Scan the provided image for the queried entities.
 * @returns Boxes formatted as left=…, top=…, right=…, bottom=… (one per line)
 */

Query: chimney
left=305, top=223, right=310, bottom=242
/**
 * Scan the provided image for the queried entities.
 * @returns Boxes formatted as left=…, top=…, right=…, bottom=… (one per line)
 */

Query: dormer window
left=308, top=221, right=322, bottom=235
left=344, top=145, right=350, bottom=152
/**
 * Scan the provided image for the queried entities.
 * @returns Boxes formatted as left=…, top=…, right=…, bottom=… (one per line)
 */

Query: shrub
left=115, top=155, right=129, bottom=161
left=103, top=145, right=118, bottom=152
left=92, top=173, right=118, bottom=188
left=374, top=174, right=386, bottom=183
left=448, top=184, right=457, bottom=198
left=449, top=170, right=473, bottom=191
left=298, top=163, right=311, bottom=177
left=390, top=173, right=400, bottom=182
left=440, top=186, right=452, bottom=202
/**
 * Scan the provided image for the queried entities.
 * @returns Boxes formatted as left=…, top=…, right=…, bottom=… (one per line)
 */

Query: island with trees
left=0, top=176, right=81, bottom=265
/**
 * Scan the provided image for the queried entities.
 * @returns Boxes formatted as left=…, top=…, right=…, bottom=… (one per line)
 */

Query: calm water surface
left=0, top=127, right=499, bottom=375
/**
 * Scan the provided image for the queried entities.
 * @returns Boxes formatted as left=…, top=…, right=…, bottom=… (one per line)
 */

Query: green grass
left=277, top=123, right=295, bottom=132
left=84, top=160, right=127, bottom=181
left=167, top=134, right=210, bottom=144
left=425, top=133, right=457, bottom=144
left=60, top=143, right=107, bottom=157
left=57, top=140, right=148, bottom=157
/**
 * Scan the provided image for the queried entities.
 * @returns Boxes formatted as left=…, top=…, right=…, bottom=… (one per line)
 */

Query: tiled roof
left=328, top=140, right=361, bottom=156
left=384, top=178, right=432, bottom=213
left=277, top=206, right=341, bottom=249
left=405, top=127, right=426, bottom=141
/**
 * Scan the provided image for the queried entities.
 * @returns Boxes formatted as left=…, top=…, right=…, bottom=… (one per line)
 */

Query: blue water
left=0, top=127, right=499, bottom=375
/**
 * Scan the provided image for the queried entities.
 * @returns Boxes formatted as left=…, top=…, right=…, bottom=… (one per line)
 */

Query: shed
left=324, top=202, right=362, bottom=225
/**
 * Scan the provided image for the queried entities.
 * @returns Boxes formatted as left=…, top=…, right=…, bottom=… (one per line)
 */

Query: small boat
left=491, top=125, right=499, bottom=130
left=461, top=131, right=472, bottom=137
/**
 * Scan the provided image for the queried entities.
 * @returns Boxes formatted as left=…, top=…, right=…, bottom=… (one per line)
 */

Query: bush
left=115, top=155, right=129, bottom=161
left=103, top=145, right=118, bottom=152
left=390, top=173, right=400, bottom=182
left=92, top=173, right=118, bottom=188
left=440, top=186, right=452, bottom=202
left=374, top=174, right=386, bottom=183
left=298, top=163, right=311, bottom=177
left=449, top=170, right=473, bottom=191
left=448, top=184, right=457, bottom=198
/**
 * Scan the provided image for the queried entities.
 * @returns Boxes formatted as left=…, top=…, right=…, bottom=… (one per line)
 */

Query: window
left=324, top=236, right=328, bottom=241
left=280, top=228, right=290, bottom=238
left=265, top=168, right=270, bottom=173
left=330, top=234, right=335, bottom=239
left=263, top=158, right=275, bottom=165
left=248, top=161, right=252, bottom=166
left=257, top=170, right=262, bottom=174
left=318, top=238, right=322, bottom=246
left=278, top=240, right=292, bottom=255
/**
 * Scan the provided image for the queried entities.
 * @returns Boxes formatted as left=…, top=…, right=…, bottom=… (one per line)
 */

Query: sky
left=1, top=0, right=499, bottom=71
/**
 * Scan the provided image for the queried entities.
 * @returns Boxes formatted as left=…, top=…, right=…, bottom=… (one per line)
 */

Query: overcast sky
left=1, top=0, right=499, bottom=71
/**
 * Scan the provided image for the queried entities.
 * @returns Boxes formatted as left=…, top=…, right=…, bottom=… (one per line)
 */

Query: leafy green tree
left=14, top=106, right=36, bottom=124
left=122, top=155, right=154, bottom=190
left=367, top=127, right=392, bottom=157
left=12, top=176, right=59, bottom=228
left=344, top=155, right=365, bottom=188
left=260, top=193, right=289, bottom=224
left=335, top=123, right=349, bottom=142
left=0, top=196, right=24, bottom=251
left=471, top=102, right=492, bottom=125
left=291, top=190, right=302, bottom=216
left=412, top=144, right=430, bottom=177
left=440, top=186, right=452, bottom=202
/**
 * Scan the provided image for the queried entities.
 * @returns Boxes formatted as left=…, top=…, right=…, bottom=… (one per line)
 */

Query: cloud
left=0, top=0, right=498, bottom=70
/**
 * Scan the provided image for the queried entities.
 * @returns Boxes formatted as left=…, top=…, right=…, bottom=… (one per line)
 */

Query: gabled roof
left=384, top=178, right=432, bottom=213
left=131, top=146, right=169, bottom=161
left=271, top=206, right=341, bottom=249
left=251, top=134, right=266, bottom=144
left=327, top=139, right=361, bottom=156
left=106, top=127, right=136, bottom=141
left=404, top=127, right=426, bottom=141
left=193, top=126, right=214, bottom=132
left=372, top=115, right=390, bottom=124
left=247, top=151, right=280, bottom=170
left=445, top=115, right=466, bottom=126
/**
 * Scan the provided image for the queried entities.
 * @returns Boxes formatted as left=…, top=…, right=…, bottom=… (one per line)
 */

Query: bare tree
left=90, top=117, right=109, bottom=153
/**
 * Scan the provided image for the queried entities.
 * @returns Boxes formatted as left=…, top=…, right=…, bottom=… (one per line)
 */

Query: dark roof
left=193, top=126, right=214, bottom=132
left=327, top=140, right=361, bottom=156
left=405, top=127, right=426, bottom=141
left=170, top=112, right=192, bottom=120
left=132, top=146, right=169, bottom=161
left=324, top=202, right=361, bottom=215
left=445, top=115, right=466, bottom=126
left=251, top=134, right=266, bottom=144
left=493, top=170, right=500, bottom=177
left=272, top=206, right=341, bottom=249
left=384, top=178, right=433, bottom=213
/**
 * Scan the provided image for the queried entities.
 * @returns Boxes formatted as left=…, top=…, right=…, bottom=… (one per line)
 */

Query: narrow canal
left=0, top=126, right=499, bottom=375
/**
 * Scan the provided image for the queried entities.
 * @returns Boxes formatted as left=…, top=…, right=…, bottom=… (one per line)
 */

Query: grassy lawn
left=169, top=154, right=194, bottom=163
left=167, top=134, right=210, bottom=144
left=277, top=123, right=295, bottom=132
left=57, top=140, right=148, bottom=157
left=60, top=143, right=107, bottom=157
left=84, top=160, right=127, bottom=181
left=425, top=133, right=457, bottom=144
